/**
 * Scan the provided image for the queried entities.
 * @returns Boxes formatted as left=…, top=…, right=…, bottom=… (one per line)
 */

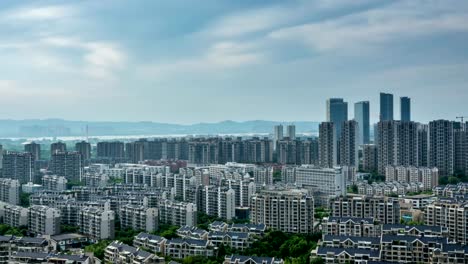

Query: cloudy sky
left=0, top=0, right=467, bottom=124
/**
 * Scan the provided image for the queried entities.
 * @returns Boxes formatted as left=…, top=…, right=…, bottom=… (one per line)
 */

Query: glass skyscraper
left=354, top=101, right=370, bottom=145
left=380, top=92, right=394, bottom=121
left=326, top=98, right=348, bottom=137
left=400, top=96, right=411, bottom=122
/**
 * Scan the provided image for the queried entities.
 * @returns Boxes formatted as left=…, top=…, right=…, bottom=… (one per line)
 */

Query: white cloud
left=269, top=0, right=468, bottom=51
left=203, top=7, right=290, bottom=38
left=201, top=0, right=379, bottom=38
left=40, top=36, right=126, bottom=80
left=142, top=40, right=264, bottom=78
left=4, top=5, right=76, bottom=21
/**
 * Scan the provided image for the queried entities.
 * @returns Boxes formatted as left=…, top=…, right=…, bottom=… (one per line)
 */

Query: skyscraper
left=273, top=125, right=284, bottom=151
left=2, top=152, right=35, bottom=184
left=287, top=125, right=296, bottom=140
left=50, top=142, right=67, bottom=156
left=24, top=142, right=41, bottom=161
left=417, top=124, right=429, bottom=167
left=97, top=141, right=125, bottom=158
left=362, top=144, right=378, bottom=172
left=429, top=120, right=454, bottom=176
left=376, top=121, right=418, bottom=174
left=75, top=141, right=91, bottom=161
left=319, top=122, right=337, bottom=168
left=400, top=96, right=411, bottom=122
left=354, top=101, right=370, bottom=145
left=453, top=122, right=467, bottom=175
left=125, top=141, right=145, bottom=163
left=380, top=93, right=394, bottom=121
left=394, top=121, right=418, bottom=167
left=376, top=121, right=395, bottom=174
left=326, top=98, right=348, bottom=138
left=339, top=120, right=359, bottom=167
left=50, top=152, right=83, bottom=182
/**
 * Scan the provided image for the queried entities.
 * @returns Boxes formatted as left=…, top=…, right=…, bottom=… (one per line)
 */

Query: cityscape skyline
left=1, top=1, right=468, bottom=263
left=0, top=91, right=454, bottom=125
left=0, top=0, right=467, bottom=124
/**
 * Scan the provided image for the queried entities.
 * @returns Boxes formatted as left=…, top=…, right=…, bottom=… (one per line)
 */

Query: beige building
left=250, top=188, right=314, bottom=234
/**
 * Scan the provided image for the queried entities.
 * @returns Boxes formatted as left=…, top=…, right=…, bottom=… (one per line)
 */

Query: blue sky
left=0, top=0, right=467, bottom=124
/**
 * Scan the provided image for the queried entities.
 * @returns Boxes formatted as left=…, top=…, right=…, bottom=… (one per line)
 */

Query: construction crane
left=456, top=116, right=468, bottom=123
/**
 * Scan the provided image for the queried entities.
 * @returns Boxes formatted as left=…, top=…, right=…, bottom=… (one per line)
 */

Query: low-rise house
left=228, top=223, right=266, bottom=235
left=208, top=221, right=229, bottom=232
left=208, top=231, right=251, bottom=251
left=224, top=254, right=284, bottom=264
left=380, top=235, right=447, bottom=263
left=432, top=243, right=468, bottom=263
left=321, top=235, right=380, bottom=250
left=381, top=224, right=448, bottom=238
left=176, top=226, right=208, bottom=240
left=322, top=217, right=379, bottom=237
left=133, top=233, right=167, bottom=255
left=8, top=252, right=91, bottom=264
left=165, top=238, right=214, bottom=259
left=313, top=247, right=381, bottom=263
left=105, top=241, right=165, bottom=264
left=49, top=233, right=90, bottom=252
left=16, top=237, right=49, bottom=253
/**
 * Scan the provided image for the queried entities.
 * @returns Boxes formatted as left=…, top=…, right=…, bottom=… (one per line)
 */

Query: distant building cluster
left=0, top=91, right=466, bottom=263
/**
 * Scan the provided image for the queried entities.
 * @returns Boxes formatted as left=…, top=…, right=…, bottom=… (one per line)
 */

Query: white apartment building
left=28, top=205, right=61, bottom=235
left=0, top=178, right=20, bottom=205
left=295, top=165, right=346, bottom=206
left=250, top=188, right=314, bottom=234
left=385, top=166, right=439, bottom=190
left=120, top=204, right=158, bottom=233
left=42, top=175, right=68, bottom=191
left=425, top=199, right=468, bottom=244
left=200, top=186, right=236, bottom=220
left=78, top=207, right=115, bottom=240
left=159, top=200, right=197, bottom=227
left=2, top=203, right=28, bottom=227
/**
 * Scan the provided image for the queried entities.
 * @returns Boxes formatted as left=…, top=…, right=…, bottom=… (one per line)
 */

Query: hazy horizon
left=1, top=0, right=468, bottom=124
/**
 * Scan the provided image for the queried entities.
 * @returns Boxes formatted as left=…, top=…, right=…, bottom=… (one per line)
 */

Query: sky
left=0, top=0, right=468, bottom=125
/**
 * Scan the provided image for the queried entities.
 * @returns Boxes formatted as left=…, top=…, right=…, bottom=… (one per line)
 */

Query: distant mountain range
left=0, top=119, right=320, bottom=138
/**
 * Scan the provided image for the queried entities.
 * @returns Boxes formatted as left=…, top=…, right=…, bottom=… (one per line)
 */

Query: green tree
left=347, top=184, right=358, bottom=194
left=85, top=240, right=110, bottom=260
left=67, top=180, right=84, bottom=189
left=448, top=176, right=460, bottom=184
left=20, top=193, right=31, bottom=207
left=0, top=224, right=28, bottom=236
left=152, top=224, right=179, bottom=239
left=115, top=227, right=142, bottom=245
left=273, top=170, right=282, bottom=182
left=439, top=176, right=449, bottom=185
